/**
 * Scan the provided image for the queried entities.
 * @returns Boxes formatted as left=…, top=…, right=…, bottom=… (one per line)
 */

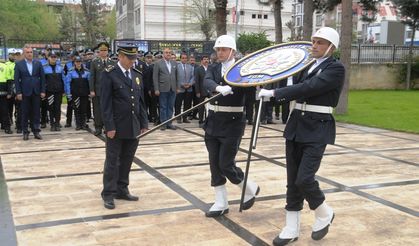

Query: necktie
left=183, top=64, right=187, bottom=82
left=125, top=70, right=130, bottom=79
left=103, top=60, right=106, bottom=67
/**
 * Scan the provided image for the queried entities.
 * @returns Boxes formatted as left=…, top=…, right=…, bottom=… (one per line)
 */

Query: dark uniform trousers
left=22, top=95, right=41, bottom=133
left=41, top=97, right=48, bottom=125
left=203, top=62, right=248, bottom=187
left=285, top=140, right=326, bottom=211
left=66, top=97, right=74, bottom=126
left=92, top=96, right=103, bottom=129
left=175, top=91, right=192, bottom=120
left=205, top=133, right=244, bottom=186
left=0, top=95, right=11, bottom=129
left=102, top=137, right=139, bottom=199
left=47, top=92, right=62, bottom=126
left=74, top=96, right=88, bottom=128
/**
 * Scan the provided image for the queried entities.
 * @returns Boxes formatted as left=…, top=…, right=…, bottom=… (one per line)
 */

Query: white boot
left=312, top=202, right=334, bottom=240
left=205, top=185, right=229, bottom=217
left=238, top=179, right=260, bottom=210
left=273, top=211, right=300, bottom=246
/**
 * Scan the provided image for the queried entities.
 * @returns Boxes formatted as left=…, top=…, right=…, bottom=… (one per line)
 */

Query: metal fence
left=351, top=44, right=419, bottom=64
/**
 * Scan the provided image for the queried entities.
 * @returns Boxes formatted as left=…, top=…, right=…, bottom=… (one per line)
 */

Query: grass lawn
left=334, top=90, right=419, bottom=134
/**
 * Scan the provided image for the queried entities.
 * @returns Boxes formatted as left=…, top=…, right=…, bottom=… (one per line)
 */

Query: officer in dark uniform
left=259, top=27, right=344, bottom=245
left=203, top=35, right=260, bottom=217
left=43, top=51, right=65, bottom=131
left=100, top=44, right=148, bottom=209
left=89, top=42, right=115, bottom=135
left=142, top=51, right=158, bottom=124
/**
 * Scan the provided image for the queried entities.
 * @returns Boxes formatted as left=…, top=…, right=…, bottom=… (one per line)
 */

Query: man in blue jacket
left=14, top=45, right=46, bottom=140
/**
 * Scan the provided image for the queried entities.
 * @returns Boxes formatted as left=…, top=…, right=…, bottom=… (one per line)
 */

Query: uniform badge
left=136, top=77, right=140, bottom=85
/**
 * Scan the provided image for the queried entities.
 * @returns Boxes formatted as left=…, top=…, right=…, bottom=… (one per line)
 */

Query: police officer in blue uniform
left=100, top=44, right=149, bottom=209
left=43, top=51, right=65, bottom=131
left=259, top=27, right=344, bottom=245
left=64, top=50, right=78, bottom=127
left=64, top=56, right=90, bottom=130
left=203, top=35, right=260, bottom=217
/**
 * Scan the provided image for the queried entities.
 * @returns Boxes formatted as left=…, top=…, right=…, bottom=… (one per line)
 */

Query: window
left=123, top=0, right=126, bottom=5
left=296, top=16, right=301, bottom=26
left=264, top=14, right=268, bottom=19
left=135, top=8, right=141, bottom=25
left=240, top=10, right=244, bottom=15
left=252, top=14, right=256, bottom=19
left=296, top=4, right=301, bottom=14
left=316, top=14, right=322, bottom=26
left=258, top=14, right=262, bottom=19
left=336, top=11, right=342, bottom=25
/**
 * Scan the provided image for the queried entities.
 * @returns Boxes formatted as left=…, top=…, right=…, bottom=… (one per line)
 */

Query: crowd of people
left=0, top=42, right=291, bottom=139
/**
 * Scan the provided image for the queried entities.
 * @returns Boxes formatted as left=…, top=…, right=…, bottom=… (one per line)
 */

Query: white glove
left=216, top=85, right=233, bottom=96
left=258, top=89, right=274, bottom=98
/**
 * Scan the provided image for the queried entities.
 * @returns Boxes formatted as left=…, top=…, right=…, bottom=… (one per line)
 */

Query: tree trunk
left=273, top=0, right=283, bottom=44
left=303, top=0, right=314, bottom=41
left=406, top=20, right=416, bottom=90
left=335, top=0, right=352, bottom=115
left=213, top=0, right=227, bottom=36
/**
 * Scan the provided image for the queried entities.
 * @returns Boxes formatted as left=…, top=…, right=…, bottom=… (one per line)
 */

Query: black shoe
left=242, top=186, right=260, bottom=210
left=4, top=128, right=13, bottom=134
left=311, top=213, right=335, bottom=241
left=65, top=123, right=71, bottom=128
left=17, top=129, right=22, bottom=134
left=23, top=133, right=29, bottom=141
left=82, top=125, right=89, bottom=130
left=267, top=120, right=275, bottom=124
left=183, top=119, right=191, bottom=123
left=94, top=129, right=102, bottom=136
left=247, top=120, right=253, bottom=125
left=273, top=236, right=298, bottom=246
left=114, top=193, right=139, bottom=201
left=41, top=123, right=46, bottom=128
left=205, top=208, right=229, bottom=217
left=160, top=126, right=166, bottom=131
left=103, top=198, right=115, bottom=209
left=167, top=125, right=177, bottom=130
left=34, top=132, right=42, bottom=140
left=75, top=126, right=82, bottom=130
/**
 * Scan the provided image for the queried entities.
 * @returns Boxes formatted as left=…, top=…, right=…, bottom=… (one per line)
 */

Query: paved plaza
left=1, top=115, right=418, bottom=245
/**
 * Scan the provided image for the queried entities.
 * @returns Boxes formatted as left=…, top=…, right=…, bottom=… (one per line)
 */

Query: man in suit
left=89, top=42, right=115, bottom=136
left=259, top=27, right=345, bottom=245
left=193, top=55, right=210, bottom=127
left=14, top=45, right=46, bottom=140
left=153, top=48, right=178, bottom=130
left=100, top=44, right=149, bottom=209
left=203, top=35, right=260, bottom=218
left=175, top=53, right=194, bottom=123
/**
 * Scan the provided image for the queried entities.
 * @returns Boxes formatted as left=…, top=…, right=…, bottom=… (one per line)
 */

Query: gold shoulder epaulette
left=105, top=64, right=115, bottom=72
left=132, top=67, right=142, bottom=75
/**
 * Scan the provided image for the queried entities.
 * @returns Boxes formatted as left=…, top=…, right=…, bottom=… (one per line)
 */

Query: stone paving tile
left=360, top=184, right=419, bottom=212
left=376, top=149, right=419, bottom=165
left=319, top=153, right=419, bottom=186
left=335, top=132, right=419, bottom=151
left=7, top=172, right=189, bottom=226
left=17, top=210, right=249, bottom=246
left=1, top=148, right=106, bottom=180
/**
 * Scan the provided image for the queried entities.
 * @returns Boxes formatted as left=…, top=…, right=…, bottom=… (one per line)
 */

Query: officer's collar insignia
left=136, top=77, right=140, bottom=85
left=105, top=64, right=114, bottom=72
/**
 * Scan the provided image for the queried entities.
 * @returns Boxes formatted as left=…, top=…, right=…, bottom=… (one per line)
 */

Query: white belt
left=295, top=103, right=333, bottom=114
left=208, top=104, right=244, bottom=113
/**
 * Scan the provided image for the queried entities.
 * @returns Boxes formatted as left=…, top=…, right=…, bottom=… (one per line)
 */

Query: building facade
left=116, top=0, right=293, bottom=42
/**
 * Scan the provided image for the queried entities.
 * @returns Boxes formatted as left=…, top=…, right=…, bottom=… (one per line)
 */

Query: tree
left=335, top=0, right=352, bottom=114
left=213, top=0, right=227, bottom=36
left=0, top=0, right=60, bottom=41
left=59, top=5, right=78, bottom=42
left=303, top=0, right=315, bottom=40
left=81, top=0, right=101, bottom=47
left=184, top=0, right=216, bottom=41
left=101, top=7, right=117, bottom=43
left=393, top=0, right=419, bottom=90
left=257, top=0, right=283, bottom=44
left=237, top=32, right=271, bottom=53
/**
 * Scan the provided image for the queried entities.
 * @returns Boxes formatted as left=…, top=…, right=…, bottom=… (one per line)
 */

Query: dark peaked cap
left=117, top=44, right=138, bottom=59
